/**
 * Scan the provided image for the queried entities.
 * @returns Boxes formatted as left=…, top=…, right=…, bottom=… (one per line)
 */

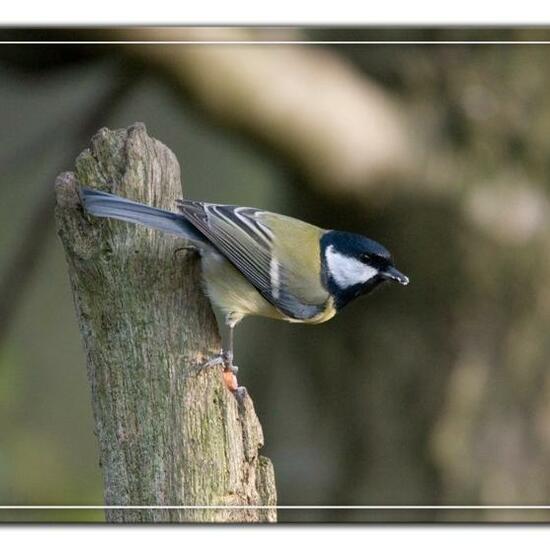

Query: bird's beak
left=382, top=266, right=409, bottom=286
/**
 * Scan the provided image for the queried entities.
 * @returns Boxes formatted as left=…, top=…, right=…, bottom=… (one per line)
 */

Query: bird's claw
left=221, top=350, right=238, bottom=372
left=202, top=350, right=241, bottom=394
left=203, top=350, right=237, bottom=372
left=202, top=354, right=225, bottom=370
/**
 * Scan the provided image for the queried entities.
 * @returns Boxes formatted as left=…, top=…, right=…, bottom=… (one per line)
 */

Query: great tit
left=80, top=188, right=409, bottom=390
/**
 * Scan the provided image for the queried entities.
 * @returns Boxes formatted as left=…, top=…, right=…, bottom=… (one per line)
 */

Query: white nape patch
left=325, top=245, right=379, bottom=289
left=270, top=256, right=281, bottom=299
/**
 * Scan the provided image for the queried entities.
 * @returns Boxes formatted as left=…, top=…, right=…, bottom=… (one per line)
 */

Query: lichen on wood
left=55, top=123, right=276, bottom=522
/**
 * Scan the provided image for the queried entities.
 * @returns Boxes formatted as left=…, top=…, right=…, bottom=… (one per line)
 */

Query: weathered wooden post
left=55, top=123, right=276, bottom=522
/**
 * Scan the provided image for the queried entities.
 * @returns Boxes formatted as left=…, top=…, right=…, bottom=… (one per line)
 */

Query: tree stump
left=55, top=123, right=276, bottom=522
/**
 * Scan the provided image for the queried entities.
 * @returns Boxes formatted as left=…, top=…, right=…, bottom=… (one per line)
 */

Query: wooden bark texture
left=54, top=123, right=276, bottom=523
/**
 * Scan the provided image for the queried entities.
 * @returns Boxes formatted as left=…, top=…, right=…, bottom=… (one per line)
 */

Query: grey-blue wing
left=176, top=200, right=325, bottom=320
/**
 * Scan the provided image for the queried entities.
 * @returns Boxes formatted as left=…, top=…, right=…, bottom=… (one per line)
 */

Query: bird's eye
left=360, top=253, right=371, bottom=262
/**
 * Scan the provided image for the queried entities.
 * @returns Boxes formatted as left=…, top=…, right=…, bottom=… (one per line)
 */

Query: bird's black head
left=320, top=230, right=409, bottom=310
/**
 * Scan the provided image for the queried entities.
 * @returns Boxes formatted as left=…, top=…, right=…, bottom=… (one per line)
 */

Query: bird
left=80, top=187, right=409, bottom=393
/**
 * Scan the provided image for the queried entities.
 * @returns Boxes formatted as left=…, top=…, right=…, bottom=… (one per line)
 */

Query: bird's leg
left=177, top=245, right=245, bottom=395
left=222, top=314, right=246, bottom=397
left=200, top=313, right=245, bottom=397
left=223, top=320, right=238, bottom=374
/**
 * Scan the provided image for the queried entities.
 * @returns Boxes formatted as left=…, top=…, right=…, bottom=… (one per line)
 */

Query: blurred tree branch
left=113, top=28, right=420, bottom=197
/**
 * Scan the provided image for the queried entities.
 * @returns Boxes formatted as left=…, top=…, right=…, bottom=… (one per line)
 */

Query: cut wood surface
left=55, top=123, right=276, bottom=522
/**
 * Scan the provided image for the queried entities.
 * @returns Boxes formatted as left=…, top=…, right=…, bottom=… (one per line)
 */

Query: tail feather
left=80, top=187, right=206, bottom=244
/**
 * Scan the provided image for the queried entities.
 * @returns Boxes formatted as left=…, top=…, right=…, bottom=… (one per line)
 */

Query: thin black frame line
left=3, top=40, right=550, bottom=45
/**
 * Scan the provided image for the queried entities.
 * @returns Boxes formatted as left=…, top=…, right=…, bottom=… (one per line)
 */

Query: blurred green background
left=2, top=27, right=550, bottom=522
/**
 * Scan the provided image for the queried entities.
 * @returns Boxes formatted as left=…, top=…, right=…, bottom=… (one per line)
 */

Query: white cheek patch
left=325, top=245, right=379, bottom=289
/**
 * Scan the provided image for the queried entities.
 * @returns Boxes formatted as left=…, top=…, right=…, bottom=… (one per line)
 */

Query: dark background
left=1, top=27, right=550, bottom=522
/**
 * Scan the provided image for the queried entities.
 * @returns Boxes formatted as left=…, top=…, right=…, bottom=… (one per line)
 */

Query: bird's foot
left=221, top=350, right=238, bottom=374
left=202, top=352, right=225, bottom=370
left=202, top=350, right=244, bottom=395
